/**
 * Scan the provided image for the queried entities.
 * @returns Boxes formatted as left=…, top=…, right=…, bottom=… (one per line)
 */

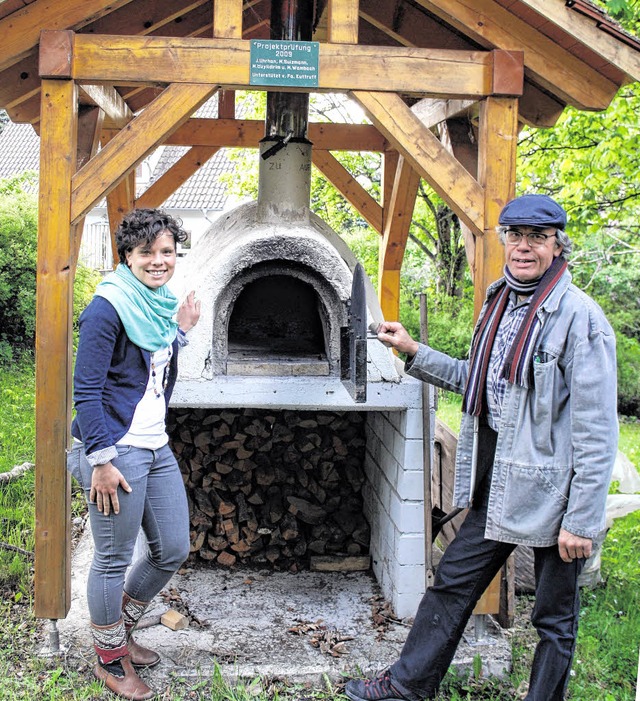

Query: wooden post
left=35, top=77, right=78, bottom=620
left=474, top=94, right=519, bottom=624
left=327, top=0, right=359, bottom=44
left=475, top=96, right=518, bottom=317
left=378, top=156, right=420, bottom=322
left=213, top=0, right=243, bottom=39
left=106, top=171, right=136, bottom=264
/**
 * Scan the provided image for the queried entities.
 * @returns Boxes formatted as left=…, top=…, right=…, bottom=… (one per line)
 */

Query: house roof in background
left=0, top=121, right=39, bottom=186
left=149, top=147, right=233, bottom=212
left=0, top=115, right=234, bottom=211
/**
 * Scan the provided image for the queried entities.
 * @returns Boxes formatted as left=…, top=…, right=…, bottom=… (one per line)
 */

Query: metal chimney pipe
left=257, top=0, right=315, bottom=222
left=265, top=0, right=313, bottom=139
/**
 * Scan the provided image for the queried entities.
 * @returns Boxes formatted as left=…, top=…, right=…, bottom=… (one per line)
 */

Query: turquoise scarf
left=94, top=264, right=179, bottom=352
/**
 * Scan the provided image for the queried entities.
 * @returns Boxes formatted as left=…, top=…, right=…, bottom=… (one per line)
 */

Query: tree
left=410, top=183, right=467, bottom=299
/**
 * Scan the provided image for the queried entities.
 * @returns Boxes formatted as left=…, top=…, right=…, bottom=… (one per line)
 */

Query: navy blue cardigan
left=71, top=296, right=179, bottom=458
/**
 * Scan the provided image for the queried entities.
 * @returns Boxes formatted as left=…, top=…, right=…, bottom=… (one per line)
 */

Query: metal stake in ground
left=419, top=293, right=434, bottom=589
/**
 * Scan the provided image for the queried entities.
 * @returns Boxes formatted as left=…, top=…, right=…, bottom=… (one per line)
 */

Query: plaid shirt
left=486, top=292, right=530, bottom=431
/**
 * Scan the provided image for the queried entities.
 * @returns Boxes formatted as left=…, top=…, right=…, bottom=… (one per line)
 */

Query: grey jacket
left=407, top=269, right=618, bottom=547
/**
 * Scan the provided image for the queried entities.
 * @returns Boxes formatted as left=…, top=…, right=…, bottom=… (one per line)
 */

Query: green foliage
left=0, top=174, right=102, bottom=364
left=615, top=332, right=640, bottom=416
left=568, top=510, right=640, bottom=700
left=400, top=259, right=474, bottom=360
left=0, top=361, right=35, bottom=595
left=342, top=227, right=379, bottom=285
left=436, top=391, right=463, bottom=433
left=601, top=0, right=640, bottom=33
left=0, top=175, right=39, bottom=363
left=619, top=417, right=640, bottom=466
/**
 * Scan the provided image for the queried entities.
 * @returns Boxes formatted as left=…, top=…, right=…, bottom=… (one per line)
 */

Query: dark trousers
left=390, top=430, right=584, bottom=701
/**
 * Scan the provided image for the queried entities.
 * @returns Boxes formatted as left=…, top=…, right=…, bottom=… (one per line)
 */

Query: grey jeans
left=68, top=441, right=190, bottom=626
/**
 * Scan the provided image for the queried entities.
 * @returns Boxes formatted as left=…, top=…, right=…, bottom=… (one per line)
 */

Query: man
left=345, top=194, right=618, bottom=701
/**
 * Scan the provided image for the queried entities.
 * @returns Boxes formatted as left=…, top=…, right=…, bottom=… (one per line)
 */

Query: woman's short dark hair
left=116, top=208, right=189, bottom=264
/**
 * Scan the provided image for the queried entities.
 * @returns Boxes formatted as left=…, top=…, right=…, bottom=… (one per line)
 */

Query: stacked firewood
left=167, top=408, right=370, bottom=571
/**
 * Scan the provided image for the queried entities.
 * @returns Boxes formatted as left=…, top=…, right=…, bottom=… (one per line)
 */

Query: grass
left=0, top=359, right=35, bottom=598
left=0, top=366, right=638, bottom=699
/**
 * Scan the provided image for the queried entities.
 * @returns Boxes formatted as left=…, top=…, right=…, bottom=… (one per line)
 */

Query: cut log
left=310, top=555, right=371, bottom=572
left=161, top=609, right=189, bottom=631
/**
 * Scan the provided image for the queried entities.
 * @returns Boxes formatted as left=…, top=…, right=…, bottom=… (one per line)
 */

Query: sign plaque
left=250, top=40, right=319, bottom=88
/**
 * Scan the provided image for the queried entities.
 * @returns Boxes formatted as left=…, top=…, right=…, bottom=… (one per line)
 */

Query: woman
left=68, top=208, right=200, bottom=700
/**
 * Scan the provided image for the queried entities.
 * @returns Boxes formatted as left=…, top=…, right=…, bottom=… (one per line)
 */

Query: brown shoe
left=128, top=636, right=161, bottom=667
left=93, top=655, right=156, bottom=700
left=122, top=592, right=161, bottom=667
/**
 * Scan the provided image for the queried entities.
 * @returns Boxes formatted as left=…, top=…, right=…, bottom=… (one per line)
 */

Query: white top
left=117, top=345, right=171, bottom=450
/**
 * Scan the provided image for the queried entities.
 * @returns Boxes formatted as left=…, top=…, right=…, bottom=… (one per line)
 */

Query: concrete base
left=51, top=525, right=511, bottom=689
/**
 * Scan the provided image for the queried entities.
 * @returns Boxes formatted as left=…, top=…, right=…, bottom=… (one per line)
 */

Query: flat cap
left=499, top=194, right=567, bottom=230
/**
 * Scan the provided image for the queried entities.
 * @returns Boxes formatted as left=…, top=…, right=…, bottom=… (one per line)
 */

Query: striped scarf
left=462, top=256, right=567, bottom=416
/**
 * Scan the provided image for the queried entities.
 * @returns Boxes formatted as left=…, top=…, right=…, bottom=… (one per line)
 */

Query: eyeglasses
left=504, top=229, right=555, bottom=247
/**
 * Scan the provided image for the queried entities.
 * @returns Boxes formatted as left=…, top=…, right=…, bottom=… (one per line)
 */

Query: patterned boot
left=122, top=592, right=161, bottom=667
left=91, top=619, right=155, bottom=700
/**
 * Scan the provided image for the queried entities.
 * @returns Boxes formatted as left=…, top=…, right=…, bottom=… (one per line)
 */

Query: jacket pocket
left=498, top=462, right=570, bottom=538
left=530, top=355, right=567, bottom=456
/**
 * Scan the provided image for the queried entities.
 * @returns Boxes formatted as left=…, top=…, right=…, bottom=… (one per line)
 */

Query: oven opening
left=226, top=275, right=330, bottom=376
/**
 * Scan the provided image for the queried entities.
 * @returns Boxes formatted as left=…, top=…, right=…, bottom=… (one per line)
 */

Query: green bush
left=0, top=176, right=38, bottom=362
left=73, top=263, right=102, bottom=330
left=615, top=331, right=640, bottom=417
left=0, top=174, right=103, bottom=365
left=401, top=289, right=474, bottom=360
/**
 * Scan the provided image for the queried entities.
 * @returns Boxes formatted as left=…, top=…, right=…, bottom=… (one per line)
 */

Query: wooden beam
left=0, top=0, right=135, bottom=73
left=359, top=10, right=415, bottom=48
left=411, top=98, right=478, bottom=130
left=312, top=150, right=382, bottom=234
left=327, top=0, right=359, bottom=44
left=415, top=0, right=619, bottom=110
left=78, top=84, right=133, bottom=129
left=352, top=90, right=484, bottom=238
left=378, top=156, right=421, bottom=322
left=475, top=96, right=518, bottom=317
left=71, top=83, right=218, bottom=224
left=213, top=0, right=243, bottom=39
left=518, top=81, right=565, bottom=128
left=162, top=118, right=387, bottom=151
left=378, top=269, right=400, bottom=325
left=99, top=127, right=135, bottom=262
left=382, top=150, right=399, bottom=231
left=61, top=33, right=503, bottom=99
left=136, top=145, right=220, bottom=209
left=438, top=117, right=478, bottom=280
left=35, top=78, right=77, bottom=620
left=76, top=105, right=104, bottom=170
left=106, top=173, right=136, bottom=263
left=517, top=0, right=640, bottom=83
left=218, top=90, right=236, bottom=118
left=73, top=105, right=104, bottom=259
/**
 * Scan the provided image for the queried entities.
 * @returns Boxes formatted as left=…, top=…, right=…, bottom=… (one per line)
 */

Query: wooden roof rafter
left=413, top=0, right=621, bottom=109
left=0, top=0, right=135, bottom=73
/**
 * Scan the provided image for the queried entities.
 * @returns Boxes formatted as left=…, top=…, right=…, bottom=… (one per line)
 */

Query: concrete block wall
left=363, top=386, right=436, bottom=619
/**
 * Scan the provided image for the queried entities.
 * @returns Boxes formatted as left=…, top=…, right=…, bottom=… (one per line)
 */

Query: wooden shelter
left=0, top=0, right=637, bottom=622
